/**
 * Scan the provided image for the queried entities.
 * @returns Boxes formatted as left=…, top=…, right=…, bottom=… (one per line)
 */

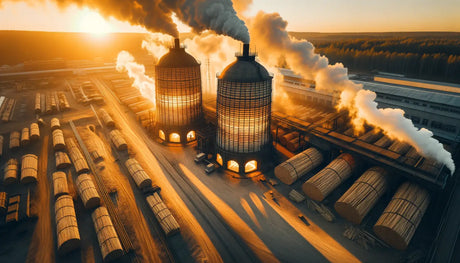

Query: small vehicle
left=268, top=178, right=278, bottom=186
left=204, top=163, right=216, bottom=174
left=194, top=153, right=206, bottom=163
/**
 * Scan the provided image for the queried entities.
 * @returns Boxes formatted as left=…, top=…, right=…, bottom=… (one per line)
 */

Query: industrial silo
left=216, top=44, right=273, bottom=173
left=155, top=38, right=203, bottom=144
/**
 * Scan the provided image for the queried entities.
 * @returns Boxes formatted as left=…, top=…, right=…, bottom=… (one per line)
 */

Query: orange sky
left=0, top=0, right=458, bottom=33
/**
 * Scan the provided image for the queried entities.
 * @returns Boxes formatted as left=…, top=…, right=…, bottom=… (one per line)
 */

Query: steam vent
left=155, top=38, right=203, bottom=144
left=216, top=44, right=273, bottom=173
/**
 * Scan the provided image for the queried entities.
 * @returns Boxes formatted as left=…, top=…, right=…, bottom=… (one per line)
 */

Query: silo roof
left=157, top=47, right=199, bottom=68
left=219, top=59, right=271, bottom=82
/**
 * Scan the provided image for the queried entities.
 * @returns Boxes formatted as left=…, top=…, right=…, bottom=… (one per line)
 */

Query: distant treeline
left=311, top=37, right=460, bottom=82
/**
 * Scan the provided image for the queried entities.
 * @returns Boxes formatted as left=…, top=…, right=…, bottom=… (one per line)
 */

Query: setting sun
left=77, top=9, right=112, bottom=35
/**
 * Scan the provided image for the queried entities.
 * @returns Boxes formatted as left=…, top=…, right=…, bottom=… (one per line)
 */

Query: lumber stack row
left=274, top=147, right=323, bottom=185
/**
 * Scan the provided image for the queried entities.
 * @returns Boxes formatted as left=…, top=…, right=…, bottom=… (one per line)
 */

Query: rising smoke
left=0, top=0, right=249, bottom=42
left=116, top=51, right=156, bottom=107
left=247, top=11, right=455, bottom=174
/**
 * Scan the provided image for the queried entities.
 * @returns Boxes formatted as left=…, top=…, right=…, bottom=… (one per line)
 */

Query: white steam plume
left=141, top=33, right=171, bottom=61
left=248, top=11, right=455, bottom=174
left=116, top=51, right=156, bottom=108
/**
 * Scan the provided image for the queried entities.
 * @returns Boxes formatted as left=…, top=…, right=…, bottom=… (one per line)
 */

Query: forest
left=290, top=32, right=460, bottom=83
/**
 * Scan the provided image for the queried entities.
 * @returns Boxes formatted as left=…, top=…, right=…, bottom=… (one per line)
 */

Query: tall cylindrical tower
left=155, top=39, right=203, bottom=144
left=216, top=44, right=273, bottom=173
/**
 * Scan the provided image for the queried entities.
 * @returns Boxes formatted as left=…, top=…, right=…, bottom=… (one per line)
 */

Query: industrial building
left=155, top=38, right=203, bottom=144
left=215, top=44, right=273, bottom=173
left=276, top=68, right=460, bottom=147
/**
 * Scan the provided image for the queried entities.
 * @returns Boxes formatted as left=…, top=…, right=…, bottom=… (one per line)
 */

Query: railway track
left=69, top=120, right=139, bottom=262
left=92, top=75, right=260, bottom=262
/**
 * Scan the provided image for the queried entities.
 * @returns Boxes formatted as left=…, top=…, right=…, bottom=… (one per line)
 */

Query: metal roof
left=355, top=80, right=460, bottom=108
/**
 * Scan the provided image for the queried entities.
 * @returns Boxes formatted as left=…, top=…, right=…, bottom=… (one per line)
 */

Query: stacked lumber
left=6, top=195, right=19, bottom=223
left=75, top=173, right=100, bottom=209
left=53, top=171, right=70, bottom=199
left=125, top=158, right=152, bottom=189
left=286, top=136, right=307, bottom=152
left=373, top=182, right=430, bottom=250
left=66, top=138, right=89, bottom=174
left=90, top=150, right=103, bottom=163
left=0, top=192, right=7, bottom=214
left=403, top=148, right=421, bottom=166
left=374, top=136, right=392, bottom=148
left=1, top=98, right=15, bottom=122
left=109, top=130, right=128, bottom=151
left=99, top=109, right=115, bottom=128
left=302, top=153, right=355, bottom=201
left=51, top=118, right=61, bottom=131
left=30, top=123, right=40, bottom=140
left=21, top=127, right=30, bottom=146
left=275, top=147, right=323, bottom=185
left=280, top=131, right=299, bottom=146
left=21, top=154, right=38, bottom=184
left=52, top=129, right=66, bottom=151
left=45, top=93, right=52, bottom=114
left=34, top=93, right=41, bottom=114
left=146, top=193, right=180, bottom=236
left=335, top=167, right=388, bottom=224
left=9, top=131, right=20, bottom=150
left=55, top=195, right=81, bottom=254
left=55, top=151, right=71, bottom=169
left=50, top=92, right=57, bottom=112
left=288, top=189, right=306, bottom=203
left=58, top=92, right=70, bottom=110
left=306, top=199, right=335, bottom=222
left=4, top=158, right=18, bottom=185
left=388, top=141, right=411, bottom=155
left=358, top=130, right=382, bottom=143
left=91, top=207, right=124, bottom=262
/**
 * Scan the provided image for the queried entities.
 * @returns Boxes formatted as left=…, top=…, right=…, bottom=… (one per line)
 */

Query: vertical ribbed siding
left=216, top=79, right=272, bottom=153
left=155, top=65, right=202, bottom=128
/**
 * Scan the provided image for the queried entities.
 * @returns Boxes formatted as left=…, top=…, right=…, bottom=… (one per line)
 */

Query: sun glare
left=77, top=9, right=112, bottom=35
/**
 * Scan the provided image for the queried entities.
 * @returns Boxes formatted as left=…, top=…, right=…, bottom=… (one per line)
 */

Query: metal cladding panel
left=216, top=79, right=272, bottom=154
left=155, top=65, right=203, bottom=128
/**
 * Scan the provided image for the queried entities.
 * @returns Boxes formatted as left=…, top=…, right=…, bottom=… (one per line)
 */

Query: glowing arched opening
left=227, top=160, right=239, bottom=173
left=170, top=133, right=180, bottom=143
left=186, top=130, right=196, bottom=142
left=159, top=130, right=166, bottom=141
left=245, top=160, right=257, bottom=173
left=216, top=153, right=223, bottom=166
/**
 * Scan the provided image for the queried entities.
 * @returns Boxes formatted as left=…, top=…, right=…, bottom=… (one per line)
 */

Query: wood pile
left=1, top=98, right=15, bottom=122
left=0, top=192, right=7, bottom=214
left=4, top=158, right=18, bottom=185
left=6, top=195, right=20, bottom=223
left=91, top=207, right=124, bottom=262
left=302, top=153, right=355, bottom=201
left=146, top=193, right=180, bottom=236
left=358, top=130, right=382, bottom=143
left=274, top=147, right=323, bottom=185
left=53, top=171, right=70, bottom=199
left=66, top=138, right=90, bottom=174
left=34, top=93, right=41, bottom=114
left=109, top=130, right=128, bottom=151
left=286, top=136, right=307, bottom=152
left=125, top=158, right=152, bottom=189
left=52, top=129, right=66, bottom=151
left=55, top=151, right=71, bottom=169
left=280, top=131, right=299, bottom=146
left=51, top=118, right=61, bottom=131
left=388, top=141, right=411, bottom=155
left=20, top=154, right=38, bottom=184
left=55, top=195, right=81, bottom=254
left=335, top=167, right=388, bottom=224
left=75, top=173, right=101, bottom=209
left=374, top=136, right=392, bottom=148
left=21, top=127, right=30, bottom=146
left=373, top=182, right=430, bottom=250
left=99, top=109, right=115, bottom=128
left=288, top=189, right=306, bottom=203
left=45, top=93, right=52, bottom=114
left=9, top=131, right=20, bottom=150
left=58, top=92, right=70, bottom=110
left=403, top=148, right=422, bottom=166
left=30, top=123, right=40, bottom=140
